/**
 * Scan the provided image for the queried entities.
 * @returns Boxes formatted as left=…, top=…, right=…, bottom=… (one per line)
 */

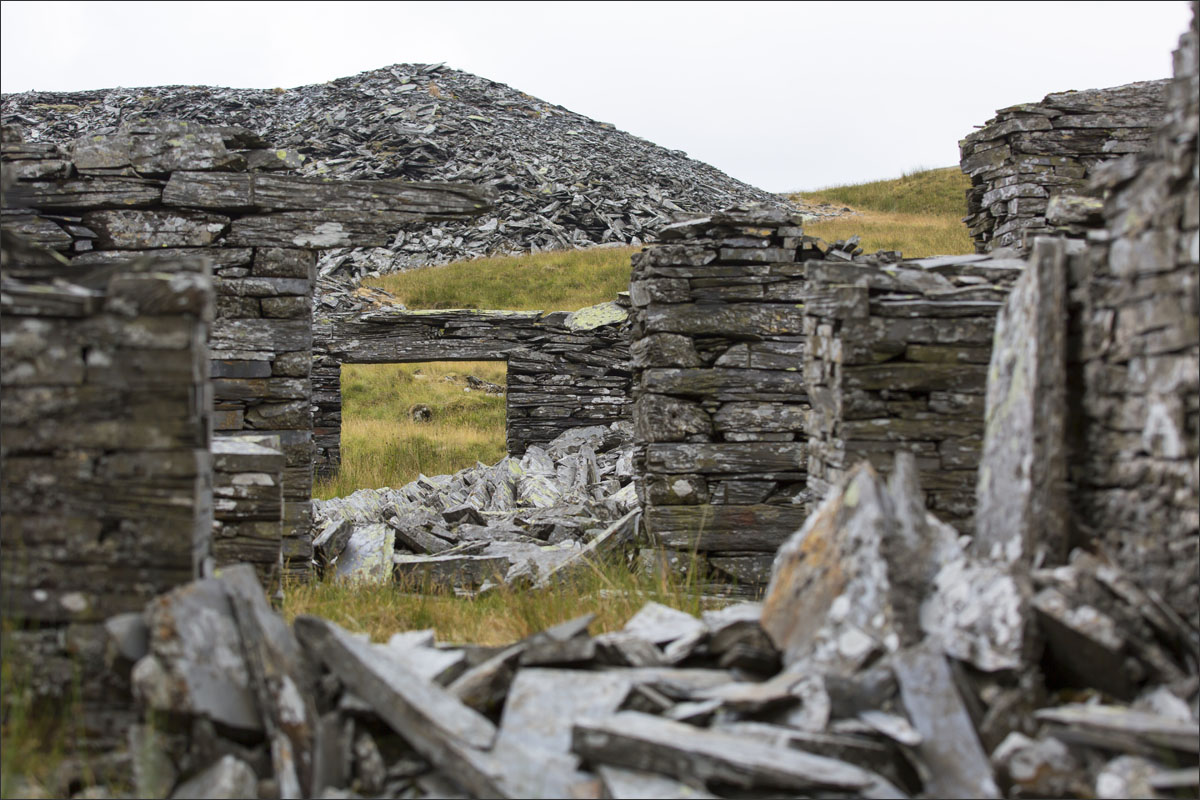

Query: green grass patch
left=789, top=167, right=974, bottom=258
left=792, top=166, right=972, bottom=217
left=313, top=361, right=508, bottom=500
left=364, top=246, right=640, bottom=311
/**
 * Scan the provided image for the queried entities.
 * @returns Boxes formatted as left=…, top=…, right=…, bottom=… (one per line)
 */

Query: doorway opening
left=314, top=360, right=507, bottom=500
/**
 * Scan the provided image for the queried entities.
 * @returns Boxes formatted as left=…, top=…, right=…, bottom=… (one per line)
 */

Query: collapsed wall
left=1, top=119, right=491, bottom=584
left=802, top=253, right=1023, bottom=534
left=960, top=80, right=1168, bottom=253
left=313, top=302, right=633, bottom=479
left=628, top=209, right=814, bottom=587
left=0, top=232, right=214, bottom=747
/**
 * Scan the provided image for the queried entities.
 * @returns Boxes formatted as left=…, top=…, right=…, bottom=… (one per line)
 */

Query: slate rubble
left=68, top=446, right=1198, bottom=800
left=312, top=422, right=643, bottom=592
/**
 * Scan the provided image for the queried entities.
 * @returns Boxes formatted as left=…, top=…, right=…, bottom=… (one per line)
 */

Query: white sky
left=1, top=1, right=1191, bottom=192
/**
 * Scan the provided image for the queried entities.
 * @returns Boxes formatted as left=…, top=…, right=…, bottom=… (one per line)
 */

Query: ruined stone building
left=0, top=3, right=1196, bottom=792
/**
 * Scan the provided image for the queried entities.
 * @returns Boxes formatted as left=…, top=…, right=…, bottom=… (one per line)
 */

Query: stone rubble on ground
left=312, top=421, right=642, bottom=592
left=74, top=450, right=1197, bottom=800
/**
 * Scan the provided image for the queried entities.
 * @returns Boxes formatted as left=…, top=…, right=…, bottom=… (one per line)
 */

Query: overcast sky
left=1, top=1, right=1191, bottom=192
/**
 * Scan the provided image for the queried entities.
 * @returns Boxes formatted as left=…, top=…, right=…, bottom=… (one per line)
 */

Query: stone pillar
left=1, top=238, right=214, bottom=749
left=629, top=208, right=812, bottom=589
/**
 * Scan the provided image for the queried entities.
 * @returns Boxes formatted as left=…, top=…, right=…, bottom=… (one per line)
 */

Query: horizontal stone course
left=802, top=254, right=1021, bottom=535
left=313, top=302, right=633, bottom=479
left=960, top=80, right=1169, bottom=253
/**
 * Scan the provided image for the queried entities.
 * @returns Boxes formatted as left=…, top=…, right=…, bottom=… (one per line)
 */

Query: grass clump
left=282, top=549, right=720, bottom=646
left=365, top=246, right=640, bottom=312
left=789, top=166, right=974, bottom=258
left=314, top=361, right=508, bottom=500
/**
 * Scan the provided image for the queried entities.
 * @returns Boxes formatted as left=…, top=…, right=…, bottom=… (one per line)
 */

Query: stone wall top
left=959, top=80, right=1168, bottom=253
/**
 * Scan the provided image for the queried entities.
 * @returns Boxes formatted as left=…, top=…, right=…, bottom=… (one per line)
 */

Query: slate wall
left=960, top=80, right=1168, bottom=253
left=801, top=253, right=1023, bottom=535
left=978, top=2, right=1198, bottom=629
left=628, top=208, right=816, bottom=588
left=0, top=233, right=214, bottom=748
left=1070, top=4, right=1199, bottom=627
left=2, top=119, right=490, bottom=582
left=313, top=301, right=633, bottom=478
left=211, top=434, right=285, bottom=589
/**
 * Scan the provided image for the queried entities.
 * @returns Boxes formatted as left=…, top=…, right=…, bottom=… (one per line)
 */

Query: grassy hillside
left=365, top=245, right=641, bottom=311
left=313, top=361, right=508, bottom=500
left=790, top=166, right=974, bottom=257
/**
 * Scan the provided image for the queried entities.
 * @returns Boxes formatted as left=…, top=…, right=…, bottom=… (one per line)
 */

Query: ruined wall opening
left=313, top=360, right=508, bottom=500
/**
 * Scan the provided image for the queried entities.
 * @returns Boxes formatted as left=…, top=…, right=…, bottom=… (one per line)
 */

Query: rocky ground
left=2, top=63, right=853, bottom=288
left=312, top=422, right=642, bottom=593
left=35, top=451, right=1194, bottom=800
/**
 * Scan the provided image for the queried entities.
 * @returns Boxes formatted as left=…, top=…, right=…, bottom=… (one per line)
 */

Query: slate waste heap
left=310, top=422, right=644, bottom=594
left=1, top=61, right=816, bottom=292
left=47, top=447, right=1198, bottom=800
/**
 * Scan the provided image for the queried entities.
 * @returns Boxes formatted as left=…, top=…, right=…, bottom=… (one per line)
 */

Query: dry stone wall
left=0, top=232, right=214, bottom=748
left=979, top=0, right=1198, bottom=629
left=211, top=434, right=285, bottom=589
left=628, top=208, right=817, bottom=588
left=960, top=80, right=1168, bottom=253
left=802, top=253, right=1024, bottom=534
left=2, top=118, right=491, bottom=582
left=314, top=301, right=632, bottom=478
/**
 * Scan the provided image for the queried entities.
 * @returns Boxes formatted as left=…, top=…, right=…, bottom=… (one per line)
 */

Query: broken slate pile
left=2, top=62, right=799, bottom=285
left=311, top=422, right=641, bottom=592
left=802, top=251, right=1025, bottom=535
left=63, top=447, right=1198, bottom=800
left=959, top=79, right=1168, bottom=253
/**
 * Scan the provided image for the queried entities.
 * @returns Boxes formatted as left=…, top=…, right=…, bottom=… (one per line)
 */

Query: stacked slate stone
left=2, top=118, right=492, bottom=582
left=313, top=300, right=632, bottom=479
left=629, top=207, right=822, bottom=590
left=802, top=252, right=1025, bottom=534
left=960, top=79, right=1169, bottom=253
left=3, top=62, right=794, bottom=281
left=1068, top=0, right=1200, bottom=632
left=981, top=1, right=1199, bottom=632
left=211, top=434, right=285, bottom=590
left=0, top=203, right=214, bottom=749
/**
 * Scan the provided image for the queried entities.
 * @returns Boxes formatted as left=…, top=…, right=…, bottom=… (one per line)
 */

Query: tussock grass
left=789, top=166, right=974, bottom=258
left=364, top=246, right=640, bottom=311
left=313, top=361, right=507, bottom=500
left=282, top=551, right=715, bottom=646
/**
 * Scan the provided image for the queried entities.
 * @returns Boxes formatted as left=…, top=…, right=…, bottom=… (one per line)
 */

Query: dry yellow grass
left=803, top=209, right=974, bottom=258
left=789, top=166, right=974, bottom=258
left=281, top=552, right=715, bottom=646
left=366, top=246, right=640, bottom=312
left=313, top=361, right=508, bottom=500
